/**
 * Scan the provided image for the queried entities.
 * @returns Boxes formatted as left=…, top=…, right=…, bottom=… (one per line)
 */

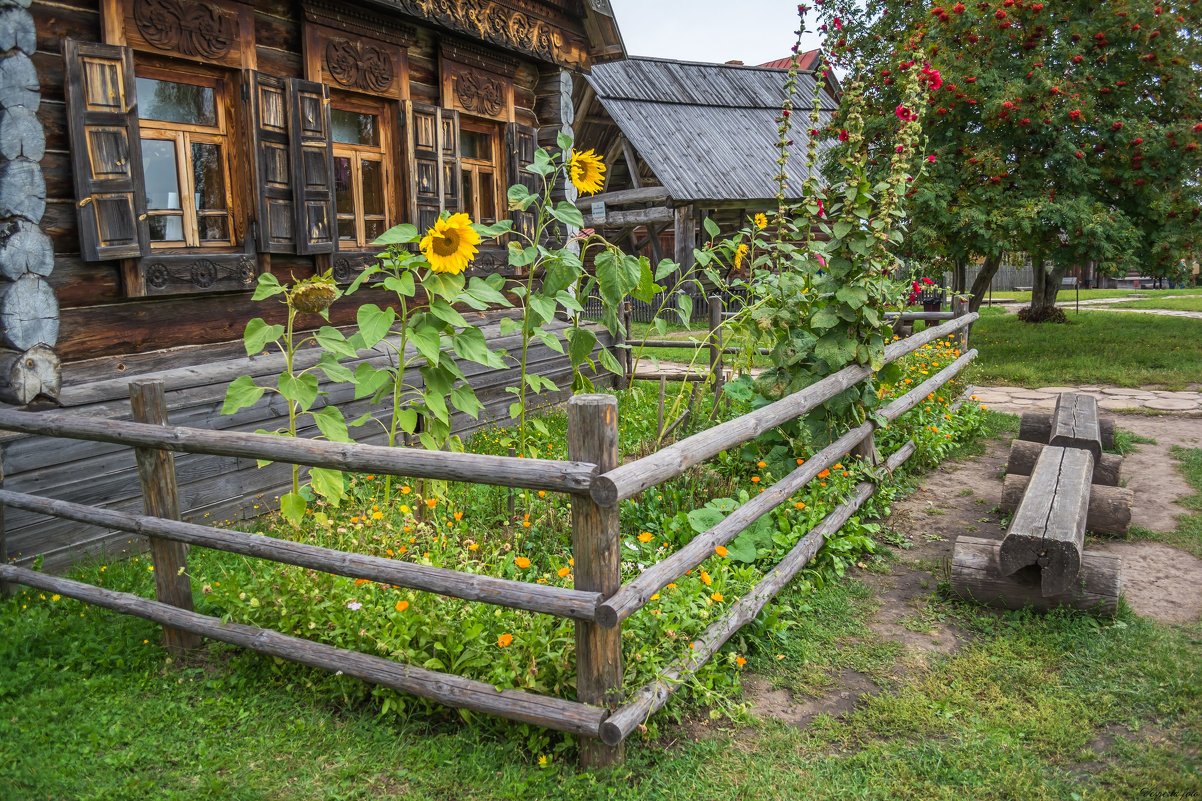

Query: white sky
left=608, top=0, right=825, bottom=66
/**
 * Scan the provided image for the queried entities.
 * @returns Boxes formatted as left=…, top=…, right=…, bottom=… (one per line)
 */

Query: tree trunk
left=952, top=258, right=967, bottom=294
left=967, top=253, right=1003, bottom=313
left=1024, top=256, right=1067, bottom=323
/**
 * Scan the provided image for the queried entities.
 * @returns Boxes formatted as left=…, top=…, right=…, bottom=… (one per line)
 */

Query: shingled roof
left=584, top=57, right=838, bottom=204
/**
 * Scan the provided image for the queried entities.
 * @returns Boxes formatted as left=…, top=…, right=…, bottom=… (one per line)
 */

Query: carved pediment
left=304, top=22, right=409, bottom=100
left=120, top=0, right=254, bottom=69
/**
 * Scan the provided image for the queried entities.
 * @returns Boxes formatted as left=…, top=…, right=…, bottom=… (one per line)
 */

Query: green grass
left=982, top=287, right=1202, bottom=304
left=967, top=309, right=1202, bottom=390
left=1111, top=297, right=1202, bottom=313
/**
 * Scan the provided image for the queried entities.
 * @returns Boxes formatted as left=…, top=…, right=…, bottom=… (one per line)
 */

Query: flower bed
left=195, top=336, right=985, bottom=748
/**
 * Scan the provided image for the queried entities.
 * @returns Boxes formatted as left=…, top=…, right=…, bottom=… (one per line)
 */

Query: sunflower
left=753, top=212, right=768, bottom=229
left=568, top=148, right=606, bottom=195
left=420, top=213, right=481, bottom=274
left=734, top=243, right=749, bottom=269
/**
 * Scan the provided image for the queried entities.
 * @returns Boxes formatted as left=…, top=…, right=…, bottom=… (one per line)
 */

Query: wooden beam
left=673, top=204, right=696, bottom=272
left=581, top=207, right=674, bottom=228
left=573, top=186, right=671, bottom=210
left=621, top=137, right=642, bottom=189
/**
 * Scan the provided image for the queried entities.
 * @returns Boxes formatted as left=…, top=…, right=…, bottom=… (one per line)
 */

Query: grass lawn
left=1111, top=297, right=1202, bottom=313
left=966, top=309, right=1202, bottom=390
left=982, top=287, right=1202, bottom=304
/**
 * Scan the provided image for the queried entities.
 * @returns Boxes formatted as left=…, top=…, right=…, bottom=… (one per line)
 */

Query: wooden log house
left=0, top=0, right=625, bottom=570
left=571, top=57, right=839, bottom=272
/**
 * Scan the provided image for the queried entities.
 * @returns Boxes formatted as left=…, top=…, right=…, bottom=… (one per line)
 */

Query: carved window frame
left=458, top=117, right=502, bottom=226
left=103, top=0, right=257, bottom=71
left=330, top=93, right=398, bottom=250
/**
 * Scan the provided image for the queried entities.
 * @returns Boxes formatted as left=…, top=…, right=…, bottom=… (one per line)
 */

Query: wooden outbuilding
left=0, top=0, right=624, bottom=569
left=571, top=56, right=839, bottom=270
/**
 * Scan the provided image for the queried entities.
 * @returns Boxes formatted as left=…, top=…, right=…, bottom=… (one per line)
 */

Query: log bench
left=998, top=445, right=1092, bottom=596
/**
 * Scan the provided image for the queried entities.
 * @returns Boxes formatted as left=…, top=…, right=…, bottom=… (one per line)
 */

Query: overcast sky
left=608, top=0, right=825, bottom=66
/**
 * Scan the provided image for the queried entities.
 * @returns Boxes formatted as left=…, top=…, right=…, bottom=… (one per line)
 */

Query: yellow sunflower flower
left=419, top=213, right=480, bottom=275
left=753, top=212, right=768, bottom=229
left=568, top=149, right=606, bottom=195
left=734, top=243, right=749, bottom=269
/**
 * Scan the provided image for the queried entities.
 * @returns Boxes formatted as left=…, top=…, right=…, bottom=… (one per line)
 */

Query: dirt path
left=746, top=413, right=1202, bottom=726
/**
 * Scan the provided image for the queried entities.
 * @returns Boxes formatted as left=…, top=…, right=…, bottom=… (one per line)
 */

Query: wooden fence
left=0, top=314, right=978, bottom=768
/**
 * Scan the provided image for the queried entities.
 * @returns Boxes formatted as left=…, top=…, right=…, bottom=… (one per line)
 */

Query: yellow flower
left=372, top=511, right=383, bottom=520
left=468, top=542, right=479, bottom=552
left=399, top=505, right=411, bottom=515
left=50, top=594, right=61, bottom=602
left=538, top=755, right=549, bottom=768
left=650, top=593, right=661, bottom=601
left=420, top=212, right=480, bottom=274
left=753, top=212, right=768, bottom=229
left=638, top=531, right=654, bottom=543
left=497, top=633, right=514, bottom=648
left=401, top=485, right=412, bottom=495
left=714, top=545, right=729, bottom=558
left=711, top=592, right=724, bottom=602
left=734, top=243, right=749, bottom=269
left=568, top=148, right=606, bottom=195
left=557, top=566, right=571, bottom=578
left=700, top=570, right=712, bottom=586
left=395, top=600, right=409, bottom=613
left=515, top=556, right=532, bottom=569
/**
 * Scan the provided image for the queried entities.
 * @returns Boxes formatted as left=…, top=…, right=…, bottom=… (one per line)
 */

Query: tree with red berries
left=820, top=0, right=1202, bottom=320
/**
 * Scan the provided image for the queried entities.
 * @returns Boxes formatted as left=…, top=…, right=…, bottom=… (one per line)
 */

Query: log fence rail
left=0, top=314, right=978, bottom=768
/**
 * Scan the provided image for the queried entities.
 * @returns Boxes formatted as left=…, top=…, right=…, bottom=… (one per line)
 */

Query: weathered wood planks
left=998, top=446, right=1092, bottom=596
left=1049, top=393, right=1103, bottom=462
left=1006, top=439, right=1121, bottom=487
left=1000, top=472, right=1133, bottom=535
left=1019, top=410, right=1115, bottom=451
left=951, top=536, right=1121, bottom=618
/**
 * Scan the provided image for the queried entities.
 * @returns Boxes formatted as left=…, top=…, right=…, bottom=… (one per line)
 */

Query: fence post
left=129, top=380, right=201, bottom=657
left=568, top=394, right=624, bottom=768
left=708, top=294, right=724, bottom=409
left=952, top=296, right=970, bottom=350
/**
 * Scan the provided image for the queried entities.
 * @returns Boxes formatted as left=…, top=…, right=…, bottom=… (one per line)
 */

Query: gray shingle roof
left=585, top=57, right=837, bottom=203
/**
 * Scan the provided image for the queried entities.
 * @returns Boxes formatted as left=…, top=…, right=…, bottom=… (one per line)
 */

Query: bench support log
left=998, top=446, right=1091, bottom=596
left=1006, top=439, right=1121, bottom=487
left=951, top=536, right=1121, bottom=618
left=1001, top=473, right=1133, bottom=535
left=1049, top=393, right=1102, bottom=462
left=1019, top=411, right=1115, bottom=450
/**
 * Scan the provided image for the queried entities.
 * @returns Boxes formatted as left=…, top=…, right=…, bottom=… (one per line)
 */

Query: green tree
left=822, top=0, right=1202, bottom=318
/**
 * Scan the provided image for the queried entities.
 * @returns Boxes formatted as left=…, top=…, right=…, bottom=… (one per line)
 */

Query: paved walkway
left=973, top=385, right=1202, bottom=414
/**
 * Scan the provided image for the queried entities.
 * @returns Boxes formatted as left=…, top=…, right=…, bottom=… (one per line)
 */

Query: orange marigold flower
left=751, top=476, right=761, bottom=484
left=700, top=570, right=713, bottom=586
left=454, top=511, right=464, bottom=521
left=468, top=542, right=479, bottom=552
left=366, top=475, right=375, bottom=481
left=638, top=531, right=654, bottom=543
left=715, top=545, right=729, bottom=557
left=756, top=461, right=767, bottom=469
left=515, top=556, right=532, bottom=569
left=735, top=655, right=747, bottom=668
left=557, top=566, right=571, bottom=578
left=401, top=485, right=412, bottom=494
left=426, top=498, right=438, bottom=509
left=711, top=592, right=724, bottom=602
left=497, top=633, right=513, bottom=648
left=538, top=490, right=547, bottom=498
left=833, top=463, right=843, bottom=470
left=794, top=502, right=806, bottom=510
left=817, top=469, right=831, bottom=479
left=354, top=578, right=370, bottom=586
left=796, top=458, right=805, bottom=465
left=522, top=521, right=532, bottom=528
left=395, top=600, right=409, bottom=613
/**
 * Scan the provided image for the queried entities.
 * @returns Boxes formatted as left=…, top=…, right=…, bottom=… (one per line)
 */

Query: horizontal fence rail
left=0, top=410, right=598, bottom=495
left=0, top=313, right=980, bottom=767
left=592, top=313, right=977, bottom=505
left=0, top=564, right=607, bottom=737
left=0, top=489, right=604, bottom=622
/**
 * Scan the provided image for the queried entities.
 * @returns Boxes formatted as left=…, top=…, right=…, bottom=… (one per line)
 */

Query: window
left=459, top=119, right=500, bottom=224
left=136, top=70, right=235, bottom=248
left=331, top=98, right=393, bottom=249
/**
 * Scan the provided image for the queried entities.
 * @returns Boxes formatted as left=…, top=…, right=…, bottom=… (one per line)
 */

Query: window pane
left=148, top=214, right=184, bottom=242
left=137, top=78, right=217, bottom=126
left=197, top=215, right=229, bottom=242
left=461, top=169, right=473, bottom=216
left=142, top=138, right=181, bottom=211
left=365, top=219, right=385, bottom=241
left=191, top=142, right=227, bottom=211
left=479, top=170, right=496, bottom=221
left=333, top=156, right=355, bottom=217
left=337, top=218, right=356, bottom=242
left=331, top=109, right=379, bottom=146
left=361, top=160, right=384, bottom=217
left=459, top=129, right=492, bottom=162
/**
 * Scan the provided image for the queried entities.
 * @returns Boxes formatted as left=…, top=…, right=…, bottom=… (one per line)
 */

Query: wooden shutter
left=440, top=108, right=462, bottom=214
left=506, top=123, right=539, bottom=240
left=63, top=39, right=147, bottom=262
left=288, top=79, right=335, bottom=255
left=404, top=101, right=443, bottom=234
left=249, top=73, right=294, bottom=253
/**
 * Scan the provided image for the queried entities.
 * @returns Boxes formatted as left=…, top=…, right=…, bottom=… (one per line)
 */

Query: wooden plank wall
left=2, top=318, right=616, bottom=572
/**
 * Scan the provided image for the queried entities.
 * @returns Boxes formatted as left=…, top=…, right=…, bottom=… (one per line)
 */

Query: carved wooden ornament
left=304, top=23, right=408, bottom=101
left=121, top=0, right=255, bottom=69
left=442, top=60, right=513, bottom=122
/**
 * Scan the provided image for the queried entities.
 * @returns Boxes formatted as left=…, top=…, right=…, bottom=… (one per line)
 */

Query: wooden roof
left=583, top=57, right=837, bottom=203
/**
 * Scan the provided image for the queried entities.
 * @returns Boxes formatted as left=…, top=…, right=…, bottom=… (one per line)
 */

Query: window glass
left=191, top=142, right=226, bottom=211
left=334, top=156, right=355, bottom=216
left=142, top=139, right=181, bottom=210
left=147, top=216, right=184, bottom=242
left=137, top=78, right=217, bottom=126
left=331, top=109, right=379, bottom=146
left=459, top=129, right=491, bottom=161
left=479, top=170, right=496, bottom=221
left=365, top=219, right=385, bottom=241
left=197, top=216, right=229, bottom=242
left=361, top=160, right=384, bottom=217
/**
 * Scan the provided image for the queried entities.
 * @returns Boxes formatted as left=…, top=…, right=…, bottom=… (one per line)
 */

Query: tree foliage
left=820, top=0, right=1202, bottom=315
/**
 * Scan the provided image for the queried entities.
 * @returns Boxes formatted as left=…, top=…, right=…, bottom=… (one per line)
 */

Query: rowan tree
left=818, top=0, right=1202, bottom=318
